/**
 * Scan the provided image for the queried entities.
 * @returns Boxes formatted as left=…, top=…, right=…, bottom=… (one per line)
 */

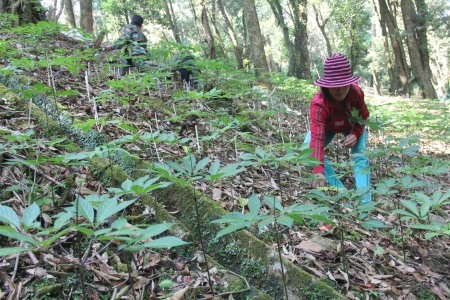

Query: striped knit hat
left=314, top=54, right=361, bottom=88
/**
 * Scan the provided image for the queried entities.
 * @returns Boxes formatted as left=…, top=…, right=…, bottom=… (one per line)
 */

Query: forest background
left=4, top=0, right=450, bottom=100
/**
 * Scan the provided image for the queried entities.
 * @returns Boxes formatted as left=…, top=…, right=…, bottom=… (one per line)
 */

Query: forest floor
left=1, top=28, right=450, bottom=300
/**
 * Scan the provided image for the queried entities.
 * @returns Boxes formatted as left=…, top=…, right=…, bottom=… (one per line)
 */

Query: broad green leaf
left=391, top=209, right=417, bottom=219
left=432, top=190, right=450, bottom=206
left=209, top=160, right=220, bottom=175
left=424, top=232, right=440, bottom=239
left=111, top=218, right=127, bottom=229
left=0, top=206, right=20, bottom=228
left=276, top=216, right=294, bottom=228
left=263, top=196, right=283, bottom=211
left=72, top=224, right=94, bottom=236
left=183, top=154, right=196, bottom=174
left=374, top=244, right=385, bottom=255
left=248, top=194, right=261, bottom=216
left=215, top=223, right=247, bottom=239
left=419, top=201, right=431, bottom=218
left=361, top=219, right=386, bottom=229
left=308, top=215, right=333, bottom=223
left=94, top=228, right=113, bottom=236
left=0, top=247, right=31, bottom=256
left=96, top=199, right=136, bottom=224
left=210, top=212, right=250, bottom=224
left=40, top=227, right=71, bottom=246
left=125, top=236, right=190, bottom=251
left=73, top=197, right=94, bottom=224
left=22, top=203, right=40, bottom=227
left=54, top=211, right=73, bottom=230
left=167, top=161, right=186, bottom=174
left=257, top=217, right=275, bottom=230
left=410, top=223, right=442, bottom=231
left=194, top=156, right=210, bottom=174
left=0, top=229, right=40, bottom=246
left=400, top=200, right=420, bottom=217
left=138, top=223, right=174, bottom=241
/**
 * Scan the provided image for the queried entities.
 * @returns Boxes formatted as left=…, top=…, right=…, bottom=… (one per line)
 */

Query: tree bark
left=378, top=0, right=411, bottom=95
left=210, top=0, right=227, bottom=59
left=266, top=0, right=295, bottom=71
left=2, top=0, right=46, bottom=25
left=242, top=0, right=270, bottom=79
left=400, top=0, right=437, bottom=99
left=312, top=4, right=332, bottom=57
left=201, top=2, right=216, bottom=59
left=79, top=0, right=93, bottom=33
left=218, top=0, right=244, bottom=68
left=372, top=0, right=397, bottom=93
left=163, top=0, right=182, bottom=43
left=64, top=0, right=76, bottom=28
left=288, top=0, right=310, bottom=79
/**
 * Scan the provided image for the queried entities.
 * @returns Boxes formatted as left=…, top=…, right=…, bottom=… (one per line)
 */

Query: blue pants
left=304, top=129, right=371, bottom=202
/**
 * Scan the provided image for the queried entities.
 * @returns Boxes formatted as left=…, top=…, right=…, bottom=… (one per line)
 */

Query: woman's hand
left=344, top=134, right=357, bottom=148
left=312, top=173, right=326, bottom=188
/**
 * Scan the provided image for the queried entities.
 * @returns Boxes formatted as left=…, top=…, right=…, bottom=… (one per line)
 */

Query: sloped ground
left=1, top=24, right=450, bottom=300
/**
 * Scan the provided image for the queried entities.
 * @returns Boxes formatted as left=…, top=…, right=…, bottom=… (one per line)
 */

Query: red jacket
left=309, top=84, right=369, bottom=174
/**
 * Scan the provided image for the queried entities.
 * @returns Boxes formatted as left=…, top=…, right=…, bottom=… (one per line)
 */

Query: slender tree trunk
left=188, top=0, right=207, bottom=57
left=373, top=0, right=397, bottom=93
left=79, top=0, right=93, bottom=32
left=64, top=0, right=76, bottom=28
left=163, top=0, right=182, bottom=43
left=312, top=4, right=332, bottom=57
left=242, top=0, right=270, bottom=79
left=218, top=0, right=244, bottom=68
left=400, top=0, right=437, bottom=99
left=55, top=0, right=65, bottom=22
left=210, top=0, right=227, bottom=59
left=266, top=0, right=295, bottom=71
left=378, top=0, right=411, bottom=95
left=371, top=14, right=381, bottom=96
left=287, top=0, right=310, bottom=79
left=201, top=2, right=216, bottom=59
left=242, top=12, right=250, bottom=70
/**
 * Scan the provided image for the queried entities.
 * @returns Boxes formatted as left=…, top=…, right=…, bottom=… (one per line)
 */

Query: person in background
left=110, top=14, right=148, bottom=75
left=179, top=55, right=203, bottom=89
left=305, top=53, right=371, bottom=202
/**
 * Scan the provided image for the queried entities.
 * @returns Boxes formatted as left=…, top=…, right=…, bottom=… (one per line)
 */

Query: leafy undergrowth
left=1, top=20, right=450, bottom=300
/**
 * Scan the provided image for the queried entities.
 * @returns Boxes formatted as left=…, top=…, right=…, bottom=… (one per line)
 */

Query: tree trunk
left=218, top=0, right=244, bottom=68
left=372, top=0, right=397, bottom=93
left=2, top=0, right=46, bottom=25
left=378, top=0, right=411, bottom=95
left=210, top=0, right=227, bottom=59
left=289, top=0, right=310, bottom=79
left=201, top=2, right=216, bottom=59
left=371, top=15, right=381, bottom=96
left=79, top=0, right=93, bottom=33
left=266, top=0, right=295, bottom=71
left=55, top=0, right=65, bottom=22
left=400, top=0, right=437, bottom=99
left=242, top=0, right=270, bottom=79
left=163, top=0, right=182, bottom=43
left=64, top=0, right=76, bottom=28
left=242, top=12, right=250, bottom=70
left=188, top=0, right=207, bottom=57
left=312, top=4, right=332, bottom=57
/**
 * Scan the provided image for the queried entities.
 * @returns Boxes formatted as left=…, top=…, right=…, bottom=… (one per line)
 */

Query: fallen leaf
left=431, top=285, right=446, bottom=300
left=394, top=265, right=416, bottom=274
left=294, top=241, right=324, bottom=254
left=167, top=286, right=189, bottom=299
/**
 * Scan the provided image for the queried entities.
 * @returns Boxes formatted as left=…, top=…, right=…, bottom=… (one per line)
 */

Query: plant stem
left=192, top=187, right=215, bottom=296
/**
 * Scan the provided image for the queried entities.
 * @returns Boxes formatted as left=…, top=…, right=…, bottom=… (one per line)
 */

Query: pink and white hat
left=314, top=54, right=361, bottom=88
